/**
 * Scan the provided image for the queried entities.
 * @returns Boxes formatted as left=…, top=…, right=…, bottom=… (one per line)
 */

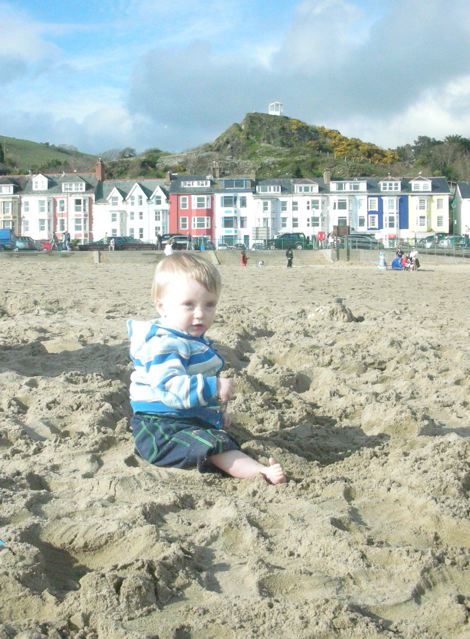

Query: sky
left=1, top=0, right=470, bottom=155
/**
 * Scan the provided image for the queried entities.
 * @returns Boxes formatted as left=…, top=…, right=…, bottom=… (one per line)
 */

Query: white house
left=454, top=182, right=470, bottom=235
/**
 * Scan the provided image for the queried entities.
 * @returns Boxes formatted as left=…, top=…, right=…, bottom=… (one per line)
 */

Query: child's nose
left=194, top=306, right=204, bottom=318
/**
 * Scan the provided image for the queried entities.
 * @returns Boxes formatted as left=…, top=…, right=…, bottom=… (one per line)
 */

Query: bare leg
left=208, top=450, right=286, bottom=484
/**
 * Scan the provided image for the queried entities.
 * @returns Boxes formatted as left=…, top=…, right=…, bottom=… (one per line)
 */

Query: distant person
left=63, top=230, right=71, bottom=251
left=156, top=233, right=162, bottom=250
left=108, top=237, right=115, bottom=251
left=240, top=248, right=248, bottom=267
left=164, top=241, right=173, bottom=256
left=51, top=233, right=58, bottom=251
left=286, top=247, right=294, bottom=268
left=127, top=253, right=286, bottom=483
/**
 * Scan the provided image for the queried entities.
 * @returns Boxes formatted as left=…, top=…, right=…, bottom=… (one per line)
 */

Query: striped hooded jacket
left=127, top=319, right=224, bottom=428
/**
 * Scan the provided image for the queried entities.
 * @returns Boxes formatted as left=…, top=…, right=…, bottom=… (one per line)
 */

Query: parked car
left=15, top=236, right=37, bottom=250
left=251, top=242, right=266, bottom=250
left=0, top=228, right=16, bottom=251
left=438, top=235, right=469, bottom=248
left=234, top=242, right=247, bottom=250
left=340, top=234, right=385, bottom=250
left=78, top=236, right=157, bottom=251
left=417, top=235, right=438, bottom=248
left=160, top=234, right=192, bottom=250
left=37, top=239, right=52, bottom=251
left=217, top=243, right=229, bottom=250
left=267, top=232, right=311, bottom=250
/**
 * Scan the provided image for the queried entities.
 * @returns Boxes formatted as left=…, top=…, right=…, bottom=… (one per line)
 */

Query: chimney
left=323, top=169, right=331, bottom=186
left=95, top=158, right=105, bottom=182
left=212, top=160, right=221, bottom=179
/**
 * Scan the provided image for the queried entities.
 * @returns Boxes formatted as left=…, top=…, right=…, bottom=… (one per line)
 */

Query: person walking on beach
left=240, top=248, right=248, bottom=267
left=127, top=253, right=286, bottom=483
left=108, top=237, right=115, bottom=251
left=286, top=247, right=294, bottom=268
left=164, top=241, right=173, bottom=256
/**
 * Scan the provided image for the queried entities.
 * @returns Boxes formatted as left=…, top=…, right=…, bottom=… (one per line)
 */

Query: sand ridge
left=0, top=258, right=469, bottom=638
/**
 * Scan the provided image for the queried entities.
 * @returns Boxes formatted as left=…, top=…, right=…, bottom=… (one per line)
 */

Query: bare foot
left=262, top=458, right=286, bottom=485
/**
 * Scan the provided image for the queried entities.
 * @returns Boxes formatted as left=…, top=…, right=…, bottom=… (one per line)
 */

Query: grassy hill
left=3, top=113, right=470, bottom=181
left=0, top=135, right=97, bottom=174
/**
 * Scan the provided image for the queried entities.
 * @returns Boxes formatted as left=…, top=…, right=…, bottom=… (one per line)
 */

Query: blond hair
left=152, top=253, right=222, bottom=304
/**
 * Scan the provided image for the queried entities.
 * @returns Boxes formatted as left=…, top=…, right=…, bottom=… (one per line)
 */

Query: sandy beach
left=0, top=253, right=469, bottom=638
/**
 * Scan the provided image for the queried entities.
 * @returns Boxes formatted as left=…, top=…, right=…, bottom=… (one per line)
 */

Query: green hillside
left=0, top=135, right=97, bottom=174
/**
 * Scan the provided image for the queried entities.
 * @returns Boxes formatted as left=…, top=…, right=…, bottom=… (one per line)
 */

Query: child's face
left=156, top=275, right=219, bottom=337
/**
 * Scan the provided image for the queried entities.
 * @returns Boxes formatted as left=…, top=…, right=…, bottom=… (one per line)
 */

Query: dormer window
left=0, top=184, right=14, bottom=194
left=180, top=179, right=210, bottom=188
left=294, top=183, right=318, bottom=194
left=62, top=182, right=85, bottom=193
left=380, top=181, right=400, bottom=192
left=411, top=180, right=431, bottom=192
left=257, top=184, right=281, bottom=194
left=222, top=179, right=250, bottom=189
left=32, top=174, right=48, bottom=191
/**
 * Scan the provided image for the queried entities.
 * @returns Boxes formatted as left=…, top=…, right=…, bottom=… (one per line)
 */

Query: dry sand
left=0, top=254, right=469, bottom=638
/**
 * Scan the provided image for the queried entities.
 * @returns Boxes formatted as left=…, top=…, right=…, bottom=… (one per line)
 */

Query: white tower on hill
left=268, top=101, right=283, bottom=116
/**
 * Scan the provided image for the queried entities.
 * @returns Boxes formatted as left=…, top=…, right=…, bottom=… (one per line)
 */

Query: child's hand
left=218, top=377, right=234, bottom=402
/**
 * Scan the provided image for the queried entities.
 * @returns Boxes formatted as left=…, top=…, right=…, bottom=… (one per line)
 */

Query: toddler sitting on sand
left=127, top=253, right=285, bottom=484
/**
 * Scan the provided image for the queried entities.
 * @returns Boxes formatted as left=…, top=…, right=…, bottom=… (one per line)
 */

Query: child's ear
left=155, top=299, right=165, bottom=316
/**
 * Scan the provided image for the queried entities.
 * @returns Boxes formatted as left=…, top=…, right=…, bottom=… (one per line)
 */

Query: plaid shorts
left=130, top=413, right=240, bottom=472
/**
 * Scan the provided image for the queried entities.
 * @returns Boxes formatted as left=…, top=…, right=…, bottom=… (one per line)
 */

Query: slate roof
left=457, top=181, right=470, bottom=198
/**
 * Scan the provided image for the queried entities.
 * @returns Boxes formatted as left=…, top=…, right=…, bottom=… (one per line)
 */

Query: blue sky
left=1, top=0, right=470, bottom=155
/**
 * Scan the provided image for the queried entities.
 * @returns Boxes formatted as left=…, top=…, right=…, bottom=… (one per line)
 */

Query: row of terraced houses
left=1, top=160, right=470, bottom=247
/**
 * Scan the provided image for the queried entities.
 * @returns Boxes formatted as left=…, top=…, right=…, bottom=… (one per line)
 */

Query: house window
left=239, top=196, right=247, bottom=208
left=58, top=200, right=65, bottom=213
left=138, top=196, right=143, bottom=206
left=110, top=197, right=119, bottom=206
left=257, top=185, right=281, bottom=193
left=180, top=216, right=189, bottom=230
left=292, top=201, right=298, bottom=212
left=311, top=216, right=320, bottom=227
left=263, top=201, right=269, bottom=212
left=130, top=196, right=135, bottom=206
left=368, top=198, right=378, bottom=210
left=39, top=200, right=46, bottom=213
left=281, top=218, right=287, bottom=228
left=436, top=198, right=443, bottom=209
left=192, top=217, right=210, bottom=229
left=23, top=220, right=29, bottom=232
left=416, top=215, right=426, bottom=227
left=292, top=218, right=299, bottom=228
left=221, top=196, right=236, bottom=207
left=193, top=195, right=210, bottom=209
left=368, top=214, right=378, bottom=228
left=418, top=199, right=427, bottom=210
left=240, top=217, right=247, bottom=228
left=111, top=212, right=117, bottom=222
left=62, top=182, right=85, bottom=192
left=139, top=212, right=143, bottom=220
left=58, top=219, right=65, bottom=231
left=338, top=217, right=348, bottom=226
left=154, top=212, right=161, bottom=221
left=139, top=228, right=144, bottom=239
left=154, top=196, right=162, bottom=205
left=130, top=212, right=134, bottom=220
left=358, top=216, right=366, bottom=227
left=3, top=202, right=12, bottom=215
left=129, top=228, right=134, bottom=237
left=23, top=201, right=29, bottom=213
left=336, top=199, right=347, bottom=210
left=223, top=217, right=236, bottom=228
left=155, top=226, right=161, bottom=236
left=74, top=199, right=83, bottom=213
left=309, top=199, right=320, bottom=210
left=386, top=198, right=397, bottom=211
left=386, top=215, right=396, bottom=227
left=437, top=215, right=444, bottom=227
left=180, top=196, right=189, bottom=209
left=74, top=219, right=82, bottom=231
left=281, top=201, right=287, bottom=212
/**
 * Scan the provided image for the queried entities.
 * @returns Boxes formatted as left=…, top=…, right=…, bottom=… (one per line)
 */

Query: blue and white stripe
left=128, top=319, right=224, bottom=428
